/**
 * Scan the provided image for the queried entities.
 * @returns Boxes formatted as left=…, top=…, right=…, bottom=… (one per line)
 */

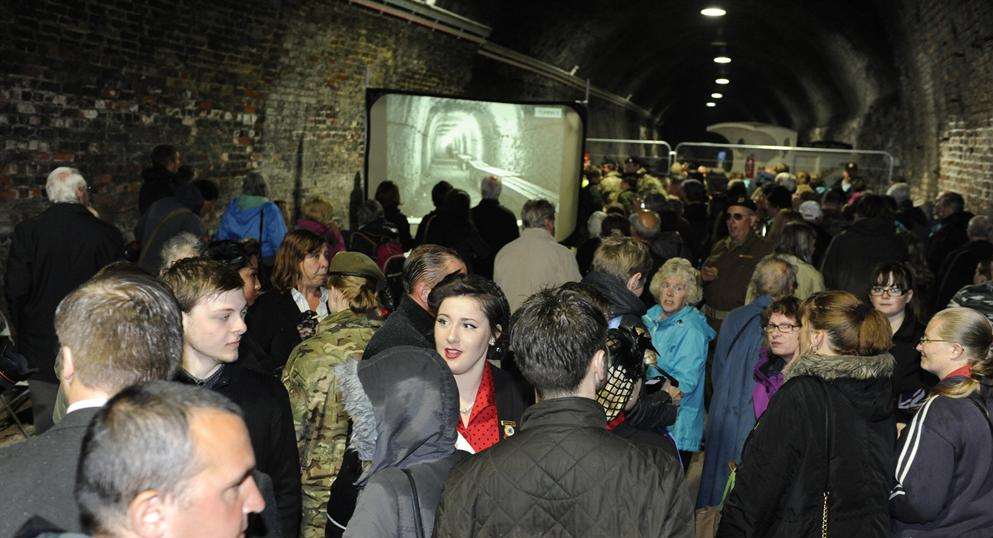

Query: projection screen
left=365, top=90, right=587, bottom=241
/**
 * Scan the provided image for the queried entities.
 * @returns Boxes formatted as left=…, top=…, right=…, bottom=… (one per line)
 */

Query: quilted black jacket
left=433, top=397, right=693, bottom=537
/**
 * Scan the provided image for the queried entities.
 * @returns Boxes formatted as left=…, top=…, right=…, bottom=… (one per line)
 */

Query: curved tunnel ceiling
left=439, top=0, right=899, bottom=144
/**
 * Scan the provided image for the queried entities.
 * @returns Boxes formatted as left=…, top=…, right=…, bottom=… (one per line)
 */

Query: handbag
left=402, top=467, right=425, bottom=538
left=816, top=379, right=834, bottom=538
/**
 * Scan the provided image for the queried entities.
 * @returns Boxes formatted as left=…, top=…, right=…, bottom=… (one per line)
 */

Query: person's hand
left=701, top=266, right=719, bottom=282
left=662, top=380, right=683, bottom=406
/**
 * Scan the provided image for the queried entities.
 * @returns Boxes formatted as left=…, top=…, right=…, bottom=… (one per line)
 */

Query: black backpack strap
left=401, top=467, right=425, bottom=538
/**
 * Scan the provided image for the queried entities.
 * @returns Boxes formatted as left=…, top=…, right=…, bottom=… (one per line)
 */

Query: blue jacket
left=696, top=294, right=771, bottom=508
left=643, top=305, right=714, bottom=452
left=215, top=196, right=287, bottom=260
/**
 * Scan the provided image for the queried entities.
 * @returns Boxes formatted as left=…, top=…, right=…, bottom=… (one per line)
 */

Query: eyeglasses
left=727, top=212, right=749, bottom=221
left=764, top=322, right=801, bottom=334
left=870, top=285, right=906, bottom=296
left=918, top=336, right=954, bottom=346
left=660, top=282, right=686, bottom=292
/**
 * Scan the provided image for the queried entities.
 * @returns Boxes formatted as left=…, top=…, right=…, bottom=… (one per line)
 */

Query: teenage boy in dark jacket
left=434, top=286, right=692, bottom=537
left=162, top=258, right=301, bottom=538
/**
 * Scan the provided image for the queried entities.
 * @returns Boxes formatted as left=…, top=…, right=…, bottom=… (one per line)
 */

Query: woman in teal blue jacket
left=643, top=257, right=715, bottom=464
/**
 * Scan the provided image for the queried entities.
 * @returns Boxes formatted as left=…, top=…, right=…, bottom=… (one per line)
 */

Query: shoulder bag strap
left=137, top=208, right=193, bottom=266
left=258, top=204, right=265, bottom=242
left=817, top=379, right=834, bottom=538
left=966, top=394, right=993, bottom=439
left=401, top=467, right=425, bottom=538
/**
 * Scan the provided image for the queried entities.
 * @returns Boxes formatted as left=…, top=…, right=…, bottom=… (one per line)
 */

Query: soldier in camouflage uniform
left=281, top=252, right=384, bottom=538
left=949, top=260, right=993, bottom=322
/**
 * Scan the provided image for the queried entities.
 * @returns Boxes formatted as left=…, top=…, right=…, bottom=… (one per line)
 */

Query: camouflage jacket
left=949, top=282, right=993, bottom=323
left=281, top=308, right=380, bottom=535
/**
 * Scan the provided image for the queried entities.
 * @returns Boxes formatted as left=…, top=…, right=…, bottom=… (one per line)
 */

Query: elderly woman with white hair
left=643, top=257, right=715, bottom=465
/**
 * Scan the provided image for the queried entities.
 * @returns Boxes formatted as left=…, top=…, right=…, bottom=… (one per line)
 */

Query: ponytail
left=857, top=304, right=892, bottom=356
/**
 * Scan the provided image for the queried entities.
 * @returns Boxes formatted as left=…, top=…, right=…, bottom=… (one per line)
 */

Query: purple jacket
left=752, top=347, right=786, bottom=419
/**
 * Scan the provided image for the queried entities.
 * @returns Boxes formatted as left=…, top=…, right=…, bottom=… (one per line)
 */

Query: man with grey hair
left=158, top=231, right=204, bottom=275
left=4, top=167, right=124, bottom=433
left=935, top=214, right=993, bottom=310
left=698, top=255, right=796, bottom=509
left=494, top=199, right=581, bottom=312
left=0, top=271, right=182, bottom=534
left=75, top=381, right=266, bottom=538
left=471, top=175, right=519, bottom=278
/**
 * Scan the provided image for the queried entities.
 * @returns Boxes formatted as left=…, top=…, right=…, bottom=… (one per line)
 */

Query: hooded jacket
left=891, top=377, right=993, bottom=537
left=926, top=210, right=974, bottom=276
left=935, top=239, right=993, bottom=311
left=643, top=305, right=715, bottom=452
left=137, top=165, right=179, bottom=215
left=135, top=183, right=206, bottom=274
left=339, top=346, right=464, bottom=538
left=216, top=195, right=287, bottom=260
left=820, top=216, right=909, bottom=299
left=719, top=352, right=896, bottom=538
left=582, top=270, right=646, bottom=327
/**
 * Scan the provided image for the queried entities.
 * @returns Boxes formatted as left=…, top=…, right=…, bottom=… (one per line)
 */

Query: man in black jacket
left=0, top=270, right=182, bottom=535
left=926, top=191, right=973, bottom=276
left=4, top=167, right=124, bottom=433
left=162, top=258, right=301, bottom=538
left=434, top=286, right=692, bottom=537
left=934, top=214, right=992, bottom=310
left=470, top=176, right=520, bottom=279
left=362, top=244, right=465, bottom=360
left=138, top=144, right=182, bottom=215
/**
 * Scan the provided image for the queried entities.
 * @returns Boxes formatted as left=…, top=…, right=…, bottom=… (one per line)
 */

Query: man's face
left=726, top=206, right=755, bottom=243
left=161, top=410, right=264, bottom=538
left=183, top=290, right=248, bottom=366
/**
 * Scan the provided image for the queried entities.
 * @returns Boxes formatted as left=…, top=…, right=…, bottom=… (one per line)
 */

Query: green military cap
left=328, top=251, right=386, bottom=289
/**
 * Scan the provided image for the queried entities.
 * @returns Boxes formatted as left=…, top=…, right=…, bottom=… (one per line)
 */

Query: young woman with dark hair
left=428, top=272, right=526, bottom=453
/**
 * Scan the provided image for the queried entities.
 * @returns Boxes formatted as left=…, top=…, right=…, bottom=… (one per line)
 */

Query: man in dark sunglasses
left=700, top=197, right=772, bottom=330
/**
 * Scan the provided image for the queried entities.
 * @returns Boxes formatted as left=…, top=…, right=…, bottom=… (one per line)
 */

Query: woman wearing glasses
left=869, top=262, right=936, bottom=422
left=891, top=307, right=993, bottom=536
left=720, top=291, right=896, bottom=537
left=752, top=297, right=801, bottom=419
left=643, top=257, right=715, bottom=465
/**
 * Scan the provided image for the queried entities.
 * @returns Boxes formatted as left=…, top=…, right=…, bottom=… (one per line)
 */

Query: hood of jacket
left=582, top=270, right=646, bottom=319
left=223, top=196, right=269, bottom=225
left=644, top=304, right=714, bottom=338
left=786, top=352, right=895, bottom=420
left=173, top=182, right=204, bottom=214
left=338, top=345, right=458, bottom=485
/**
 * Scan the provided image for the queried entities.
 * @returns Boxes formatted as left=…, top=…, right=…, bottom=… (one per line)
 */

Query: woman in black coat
left=427, top=272, right=527, bottom=452
left=246, top=229, right=329, bottom=374
left=720, top=291, right=896, bottom=537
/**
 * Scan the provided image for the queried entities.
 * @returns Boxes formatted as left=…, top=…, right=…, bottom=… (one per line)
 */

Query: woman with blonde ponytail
left=720, top=291, right=896, bottom=537
left=891, top=307, right=993, bottom=536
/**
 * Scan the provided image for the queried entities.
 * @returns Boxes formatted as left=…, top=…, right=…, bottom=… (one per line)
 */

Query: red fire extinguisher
left=745, top=154, right=755, bottom=179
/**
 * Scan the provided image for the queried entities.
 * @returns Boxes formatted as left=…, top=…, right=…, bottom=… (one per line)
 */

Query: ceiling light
left=714, top=56, right=731, bottom=64
left=715, top=78, right=730, bottom=85
left=700, top=7, right=726, bottom=17
left=706, top=102, right=717, bottom=108
left=711, top=93, right=723, bottom=99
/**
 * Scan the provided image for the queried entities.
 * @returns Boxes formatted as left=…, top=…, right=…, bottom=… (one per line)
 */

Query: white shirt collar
left=290, top=287, right=330, bottom=320
left=66, top=397, right=108, bottom=415
left=455, top=431, right=476, bottom=454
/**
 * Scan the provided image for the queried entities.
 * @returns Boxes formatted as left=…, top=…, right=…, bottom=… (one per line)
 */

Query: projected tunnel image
left=367, top=93, right=584, bottom=225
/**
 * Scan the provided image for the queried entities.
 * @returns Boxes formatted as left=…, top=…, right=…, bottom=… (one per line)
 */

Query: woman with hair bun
left=891, top=307, right=993, bottom=536
left=720, top=291, right=896, bottom=537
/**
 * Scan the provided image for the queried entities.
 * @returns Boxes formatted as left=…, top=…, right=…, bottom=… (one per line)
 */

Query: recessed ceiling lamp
left=715, top=78, right=730, bottom=85
left=700, top=7, right=726, bottom=17
left=706, top=102, right=717, bottom=108
left=714, top=56, right=731, bottom=64
left=711, top=93, right=723, bottom=99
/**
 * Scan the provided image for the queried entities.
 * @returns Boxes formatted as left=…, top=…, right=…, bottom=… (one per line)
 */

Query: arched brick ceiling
left=442, top=0, right=899, bottom=143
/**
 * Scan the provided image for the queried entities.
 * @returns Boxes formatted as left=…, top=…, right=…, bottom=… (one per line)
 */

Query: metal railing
left=674, top=142, right=895, bottom=184
left=586, top=138, right=674, bottom=172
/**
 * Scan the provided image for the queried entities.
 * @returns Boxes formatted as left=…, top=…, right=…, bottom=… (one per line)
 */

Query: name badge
left=501, top=420, right=517, bottom=438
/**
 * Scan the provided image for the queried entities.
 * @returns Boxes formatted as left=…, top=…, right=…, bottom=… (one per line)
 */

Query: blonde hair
left=327, top=274, right=380, bottom=314
left=592, top=236, right=652, bottom=284
left=300, top=196, right=335, bottom=224
left=930, top=307, right=993, bottom=399
left=650, top=257, right=703, bottom=305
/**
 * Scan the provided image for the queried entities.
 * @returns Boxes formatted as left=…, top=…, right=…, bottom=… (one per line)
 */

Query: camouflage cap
left=328, top=251, right=385, bottom=288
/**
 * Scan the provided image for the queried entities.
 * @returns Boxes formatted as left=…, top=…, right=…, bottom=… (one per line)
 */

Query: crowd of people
left=0, top=147, right=991, bottom=538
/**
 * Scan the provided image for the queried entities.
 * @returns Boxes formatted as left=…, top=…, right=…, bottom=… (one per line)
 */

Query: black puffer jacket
left=820, top=216, right=908, bottom=299
left=434, top=397, right=693, bottom=537
left=719, top=353, right=896, bottom=538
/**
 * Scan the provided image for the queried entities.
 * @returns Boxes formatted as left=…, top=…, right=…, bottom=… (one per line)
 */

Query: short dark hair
left=765, top=185, right=792, bottom=211
left=192, top=179, right=219, bottom=202
left=431, top=181, right=453, bottom=209
left=203, top=240, right=253, bottom=271
left=600, top=214, right=630, bottom=238
left=775, top=221, right=818, bottom=264
left=442, top=189, right=471, bottom=221
left=681, top=179, right=707, bottom=203
left=76, top=381, right=243, bottom=534
left=402, top=244, right=462, bottom=295
left=761, top=296, right=801, bottom=326
left=151, top=145, right=178, bottom=168
left=375, top=181, right=400, bottom=209
left=510, top=286, right=608, bottom=395
left=54, top=272, right=183, bottom=393
left=428, top=273, right=510, bottom=357
left=938, top=191, right=965, bottom=213
left=871, top=261, right=915, bottom=293
left=822, top=188, right=846, bottom=207
left=160, top=258, right=245, bottom=312
left=853, top=193, right=891, bottom=220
